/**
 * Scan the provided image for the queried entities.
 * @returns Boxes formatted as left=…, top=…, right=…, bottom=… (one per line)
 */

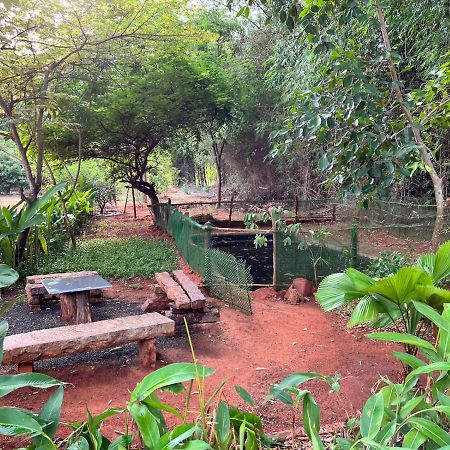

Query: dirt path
left=1, top=203, right=401, bottom=444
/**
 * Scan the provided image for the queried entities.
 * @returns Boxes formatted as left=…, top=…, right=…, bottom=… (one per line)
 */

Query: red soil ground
left=0, top=202, right=402, bottom=447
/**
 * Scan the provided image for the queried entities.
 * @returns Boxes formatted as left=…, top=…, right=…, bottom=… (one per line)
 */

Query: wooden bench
left=155, top=271, right=205, bottom=310
left=26, top=271, right=104, bottom=312
left=2, top=313, right=175, bottom=372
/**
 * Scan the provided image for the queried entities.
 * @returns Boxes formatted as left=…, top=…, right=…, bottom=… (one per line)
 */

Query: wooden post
left=332, top=204, right=337, bottom=222
left=228, top=193, right=234, bottom=227
left=139, top=339, right=157, bottom=368
left=272, top=216, right=279, bottom=290
left=132, top=188, right=137, bottom=219
left=123, top=188, right=129, bottom=214
left=295, top=196, right=299, bottom=222
left=203, top=222, right=213, bottom=250
left=351, top=222, right=359, bottom=268
left=60, top=293, right=77, bottom=324
left=76, top=291, right=93, bottom=324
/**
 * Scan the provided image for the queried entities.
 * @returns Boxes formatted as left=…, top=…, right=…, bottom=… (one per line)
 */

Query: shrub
left=366, top=251, right=412, bottom=278
left=0, top=153, right=27, bottom=194
left=36, top=237, right=178, bottom=279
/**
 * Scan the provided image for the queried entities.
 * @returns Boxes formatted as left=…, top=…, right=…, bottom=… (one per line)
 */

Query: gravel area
left=1, top=298, right=188, bottom=371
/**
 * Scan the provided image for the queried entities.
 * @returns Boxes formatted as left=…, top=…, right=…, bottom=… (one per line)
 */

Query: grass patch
left=36, top=237, right=178, bottom=279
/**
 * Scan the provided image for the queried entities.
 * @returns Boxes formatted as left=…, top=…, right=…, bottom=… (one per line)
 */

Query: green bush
left=0, top=153, right=27, bottom=194
left=366, top=251, right=412, bottom=278
left=36, top=237, right=178, bottom=279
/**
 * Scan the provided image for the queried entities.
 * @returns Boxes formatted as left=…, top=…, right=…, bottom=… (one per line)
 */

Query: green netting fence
left=157, top=204, right=253, bottom=314
left=273, top=225, right=370, bottom=289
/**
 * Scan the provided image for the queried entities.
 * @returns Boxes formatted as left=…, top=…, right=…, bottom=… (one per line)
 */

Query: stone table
left=42, top=274, right=112, bottom=325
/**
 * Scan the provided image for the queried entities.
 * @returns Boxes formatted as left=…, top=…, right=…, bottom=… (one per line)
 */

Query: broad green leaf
left=367, top=332, right=435, bottom=351
left=414, top=285, right=450, bottom=309
left=33, top=386, right=64, bottom=446
left=215, top=401, right=230, bottom=447
left=0, top=321, right=8, bottom=365
left=438, top=304, right=450, bottom=359
left=408, top=417, right=450, bottom=446
left=374, top=421, right=396, bottom=445
left=0, top=407, right=43, bottom=437
left=303, top=393, right=324, bottom=450
left=436, top=389, right=450, bottom=406
left=155, top=423, right=200, bottom=450
left=0, top=373, right=63, bottom=398
left=417, top=241, right=450, bottom=285
left=390, top=352, right=425, bottom=370
left=405, top=362, right=450, bottom=384
left=364, top=267, right=433, bottom=305
left=412, top=301, right=449, bottom=331
left=0, top=264, right=18, bottom=288
left=360, top=392, right=384, bottom=439
left=108, top=435, right=133, bottom=449
left=129, top=403, right=160, bottom=448
left=316, top=269, right=374, bottom=312
left=180, top=440, right=211, bottom=450
left=399, top=395, right=425, bottom=418
left=67, top=436, right=89, bottom=450
left=402, top=429, right=427, bottom=449
left=131, top=363, right=214, bottom=402
left=235, top=385, right=254, bottom=406
left=348, top=296, right=380, bottom=327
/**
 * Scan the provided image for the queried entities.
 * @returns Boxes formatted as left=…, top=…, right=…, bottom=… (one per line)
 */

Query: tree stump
left=139, top=339, right=157, bottom=369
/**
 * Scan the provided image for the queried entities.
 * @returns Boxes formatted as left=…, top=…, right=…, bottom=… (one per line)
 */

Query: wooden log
left=155, top=272, right=191, bottom=309
left=139, top=339, right=157, bottom=368
left=76, top=291, right=93, bottom=324
left=172, top=270, right=205, bottom=309
left=60, top=293, right=77, bottom=324
left=2, top=313, right=175, bottom=366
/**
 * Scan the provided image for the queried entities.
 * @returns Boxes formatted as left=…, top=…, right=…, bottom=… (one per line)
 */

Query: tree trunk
left=129, top=180, right=160, bottom=225
left=217, top=166, right=222, bottom=208
left=376, top=0, right=446, bottom=250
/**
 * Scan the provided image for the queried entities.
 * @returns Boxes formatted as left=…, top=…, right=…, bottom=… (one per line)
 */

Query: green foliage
left=366, top=251, right=412, bottom=279
left=36, top=238, right=178, bottom=279
left=0, top=153, right=27, bottom=194
left=1, top=304, right=450, bottom=449
left=0, top=321, right=65, bottom=447
left=0, top=182, right=94, bottom=273
left=316, top=241, right=450, bottom=355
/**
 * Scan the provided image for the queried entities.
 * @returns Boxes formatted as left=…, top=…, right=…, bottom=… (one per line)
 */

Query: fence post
left=272, top=216, right=280, bottom=290
left=228, top=193, right=234, bottom=227
left=351, top=222, right=359, bottom=268
left=332, top=204, right=336, bottom=222
left=295, top=196, right=299, bottom=222
left=202, top=222, right=213, bottom=294
left=203, top=221, right=213, bottom=250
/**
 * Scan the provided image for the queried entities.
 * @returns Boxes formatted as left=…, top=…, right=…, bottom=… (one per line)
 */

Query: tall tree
left=236, top=0, right=449, bottom=248
left=0, top=0, right=188, bottom=203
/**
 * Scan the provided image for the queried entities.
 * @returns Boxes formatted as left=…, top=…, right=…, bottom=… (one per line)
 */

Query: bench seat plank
left=155, top=272, right=191, bottom=309
left=172, top=270, right=205, bottom=309
left=2, top=313, right=174, bottom=366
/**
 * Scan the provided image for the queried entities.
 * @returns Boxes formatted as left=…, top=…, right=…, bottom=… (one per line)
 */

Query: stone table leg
left=60, top=293, right=77, bottom=324
left=76, top=291, right=93, bottom=324
left=139, top=339, right=157, bottom=369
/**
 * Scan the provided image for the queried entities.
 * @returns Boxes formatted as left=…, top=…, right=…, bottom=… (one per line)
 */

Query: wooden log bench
left=2, top=313, right=175, bottom=373
left=26, top=271, right=104, bottom=312
left=154, top=271, right=206, bottom=310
